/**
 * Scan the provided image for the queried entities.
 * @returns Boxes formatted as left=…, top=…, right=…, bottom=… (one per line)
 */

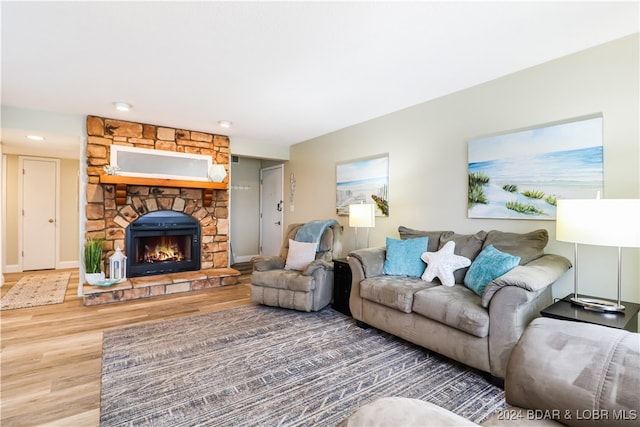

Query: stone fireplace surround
left=83, top=116, right=239, bottom=305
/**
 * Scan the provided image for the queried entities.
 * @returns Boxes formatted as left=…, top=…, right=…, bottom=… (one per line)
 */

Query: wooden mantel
left=99, top=174, right=228, bottom=207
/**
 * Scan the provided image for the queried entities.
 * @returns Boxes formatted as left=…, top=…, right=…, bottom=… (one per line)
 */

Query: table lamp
left=349, top=203, right=376, bottom=249
left=556, top=198, right=640, bottom=312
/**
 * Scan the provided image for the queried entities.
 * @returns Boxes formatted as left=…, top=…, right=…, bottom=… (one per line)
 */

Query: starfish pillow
left=420, top=241, right=471, bottom=286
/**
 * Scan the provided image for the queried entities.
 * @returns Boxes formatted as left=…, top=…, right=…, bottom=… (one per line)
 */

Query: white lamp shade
left=556, top=199, right=640, bottom=248
left=349, top=204, right=376, bottom=228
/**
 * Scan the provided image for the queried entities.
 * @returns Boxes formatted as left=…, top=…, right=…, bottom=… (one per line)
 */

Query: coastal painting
left=468, top=116, right=603, bottom=220
left=336, top=155, right=389, bottom=216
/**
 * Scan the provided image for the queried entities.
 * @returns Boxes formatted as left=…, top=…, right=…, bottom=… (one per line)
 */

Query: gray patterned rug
left=100, top=305, right=505, bottom=426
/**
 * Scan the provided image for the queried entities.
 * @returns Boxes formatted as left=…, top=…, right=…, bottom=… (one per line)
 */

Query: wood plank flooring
left=1, top=268, right=253, bottom=427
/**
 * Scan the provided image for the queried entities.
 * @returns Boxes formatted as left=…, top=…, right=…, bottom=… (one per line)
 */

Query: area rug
left=0, top=272, right=70, bottom=310
left=100, top=305, right=506, bottom=426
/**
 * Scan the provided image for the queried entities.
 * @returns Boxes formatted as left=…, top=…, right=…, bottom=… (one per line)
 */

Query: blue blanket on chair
left=295, top=219, right=338, bottom=249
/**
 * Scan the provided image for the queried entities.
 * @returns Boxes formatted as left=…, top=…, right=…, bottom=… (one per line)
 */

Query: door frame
left=259, top=164, right=284, bottom=256
left=17, top=156, right=61, bottom=271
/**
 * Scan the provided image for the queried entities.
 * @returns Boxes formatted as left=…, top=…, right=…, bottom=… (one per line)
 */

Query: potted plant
left=84, top=237, right=106, bottom=285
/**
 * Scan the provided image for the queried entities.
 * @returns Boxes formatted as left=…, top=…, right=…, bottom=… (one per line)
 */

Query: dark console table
left=332, top=258, right=352, bottom=316
left=541, top=294, right=640, bottom=332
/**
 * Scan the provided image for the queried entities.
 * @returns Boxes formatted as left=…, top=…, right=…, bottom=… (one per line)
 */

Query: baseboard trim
left=4, top=264, right=19, bottom=273
left=58, top=260, right=79, bottom=269
left=234, top=255, right=259, bottom=263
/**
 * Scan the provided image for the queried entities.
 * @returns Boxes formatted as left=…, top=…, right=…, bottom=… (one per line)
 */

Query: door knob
left=275, top=221, right=281, bottom=225
left=48, top=219, right=55, bottom=223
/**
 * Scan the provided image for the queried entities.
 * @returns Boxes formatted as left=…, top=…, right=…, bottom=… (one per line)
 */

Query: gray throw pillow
left=482, top=229, right=548, bottom=265
left=397, top=226, right=450, bottom=252
left=439, top=230, right=488, bottom=283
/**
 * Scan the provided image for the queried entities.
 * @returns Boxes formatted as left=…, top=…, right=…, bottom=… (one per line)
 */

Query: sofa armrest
left=488, top=285, right=552, bottom=378
left=482, top=254, right=571, bottom=308
left=348, top=246, right=387, bottom=278
left=347, top=247, right=385, bottom=321
left=252, top=255, right=285, bottom=271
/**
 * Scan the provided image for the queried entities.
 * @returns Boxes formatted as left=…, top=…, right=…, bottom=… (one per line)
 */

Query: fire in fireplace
left=126, top=210, right=201, bottom=277
left=140, top=236, right=187, bottom=264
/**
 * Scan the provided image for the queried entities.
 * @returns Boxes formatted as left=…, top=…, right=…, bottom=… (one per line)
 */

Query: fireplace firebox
left=126, top=210, right=201, bottom=277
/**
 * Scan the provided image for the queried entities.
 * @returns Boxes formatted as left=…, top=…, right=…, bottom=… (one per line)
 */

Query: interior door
left=21, top=158, right=57, bottom=270
left=260, top=165, right=283, bottom=256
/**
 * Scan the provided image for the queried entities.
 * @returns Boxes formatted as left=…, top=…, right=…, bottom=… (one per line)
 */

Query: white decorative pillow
left=421, top=241, right=471, bottom=286
left=284, top=239, right=317, bottom=270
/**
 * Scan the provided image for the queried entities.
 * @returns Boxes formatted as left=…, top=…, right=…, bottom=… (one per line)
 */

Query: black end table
left=541, top=294, right=640, bottom=332
left=332, top=258, right=352, bottom=316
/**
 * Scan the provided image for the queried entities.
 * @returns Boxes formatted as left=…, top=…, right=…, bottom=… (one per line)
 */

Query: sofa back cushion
left=482, top=229, right=548, bottom=265
left=398, top=226, right=449, bottom=252
left=439, top=231, right=488, bottom=283
left=280, top=223, right=343, bottom=263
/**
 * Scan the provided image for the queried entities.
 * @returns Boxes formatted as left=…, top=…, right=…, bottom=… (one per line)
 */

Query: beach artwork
left=336, top=155, right=389, bottom=216
left=468, top=116, right=603, bottom=220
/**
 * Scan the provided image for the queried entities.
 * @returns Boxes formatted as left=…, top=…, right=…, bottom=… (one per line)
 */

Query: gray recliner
left=251, top=222, right=343, bottom=312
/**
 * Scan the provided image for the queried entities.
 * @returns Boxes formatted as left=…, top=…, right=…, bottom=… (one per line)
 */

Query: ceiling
left=1, top=1, right=638, bottom=158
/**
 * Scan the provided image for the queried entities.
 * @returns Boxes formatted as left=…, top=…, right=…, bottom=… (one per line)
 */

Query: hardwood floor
left=1, top=268, right=253, bottom=427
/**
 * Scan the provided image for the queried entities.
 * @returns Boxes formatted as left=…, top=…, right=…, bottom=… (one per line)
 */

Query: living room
left=1, top=2, right=639, bottom=426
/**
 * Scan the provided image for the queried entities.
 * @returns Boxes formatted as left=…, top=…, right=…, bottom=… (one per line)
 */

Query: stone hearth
left=83, top=268, right=240, bottom=306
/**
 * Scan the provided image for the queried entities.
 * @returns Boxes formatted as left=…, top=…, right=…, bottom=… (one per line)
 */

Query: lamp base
left=570, top=296, right=625, bottom=313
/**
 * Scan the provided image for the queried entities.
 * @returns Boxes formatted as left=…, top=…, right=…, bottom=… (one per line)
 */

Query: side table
left=332, top=258, right=352, bottom=316
left=541, top=294, right=640, bottom=332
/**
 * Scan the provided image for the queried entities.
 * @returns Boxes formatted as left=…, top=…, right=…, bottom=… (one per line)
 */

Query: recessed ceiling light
left=27, top=135, right=45, bottom=141
left=113, top=102, right=132, bottom=112
left=218, top=120, right=232, bottom=129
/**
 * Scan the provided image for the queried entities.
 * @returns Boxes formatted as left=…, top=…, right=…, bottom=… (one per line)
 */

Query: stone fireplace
left=83, top=116, right=239, bottom=305
left=126, top=210, right=201, bottom=277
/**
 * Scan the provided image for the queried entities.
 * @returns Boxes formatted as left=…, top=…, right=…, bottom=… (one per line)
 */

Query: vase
left=86, top=272, right=105, bottom=285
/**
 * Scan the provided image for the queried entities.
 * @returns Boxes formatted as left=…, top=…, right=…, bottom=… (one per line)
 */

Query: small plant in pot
left=84, top=237, right=106, bottom=285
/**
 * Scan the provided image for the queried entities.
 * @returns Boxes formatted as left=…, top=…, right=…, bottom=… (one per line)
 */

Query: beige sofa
left=348, top=226, right=571, bottom=379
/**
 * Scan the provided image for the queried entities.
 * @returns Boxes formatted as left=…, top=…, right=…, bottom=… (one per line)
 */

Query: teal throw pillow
left=464, top=245, right=520, bottom=296
left=383, top=236, right=429, bottom=277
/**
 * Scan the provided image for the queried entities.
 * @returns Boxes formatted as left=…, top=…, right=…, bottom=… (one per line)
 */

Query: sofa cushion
left=439, top=231, right=488, bottom=283
left=360, top=276, right=435, bottom=313
left=412, top=285, right=489, bottom=338
left=338, top=397, right=478, bottom=427
left=482, top=229, right=548, bottom=265
left=383, top=236, right=429, bottom=277
left=398, top=226, right=449, bottom=252
left=464, top=245, right=520, bottom=296
left=251, top=269, right=315, bottom=292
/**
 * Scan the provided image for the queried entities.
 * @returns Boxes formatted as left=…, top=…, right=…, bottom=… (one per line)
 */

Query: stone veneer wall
left=85, top=116, right=230, bottom=275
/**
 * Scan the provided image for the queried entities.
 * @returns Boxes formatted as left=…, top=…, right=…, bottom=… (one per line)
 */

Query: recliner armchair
left=251, top=221, right=343, bottom=312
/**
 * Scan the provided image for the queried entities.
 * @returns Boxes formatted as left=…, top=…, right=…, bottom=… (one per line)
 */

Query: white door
left=260, top=165, right=283, bottom=256
left=21, top=158, right=57, bottom=271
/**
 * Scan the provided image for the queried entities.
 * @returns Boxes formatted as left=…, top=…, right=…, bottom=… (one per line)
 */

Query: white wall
left=286, top=34, right=640, bottom=303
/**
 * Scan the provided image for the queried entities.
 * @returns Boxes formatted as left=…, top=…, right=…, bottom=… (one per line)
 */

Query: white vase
left=86, top=272, right=105, bottom=285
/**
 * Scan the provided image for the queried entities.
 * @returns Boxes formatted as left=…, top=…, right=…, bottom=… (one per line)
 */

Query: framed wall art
left=336, top=154, right=389, bottom=216
left=468, top=115, right=603, bottom=220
